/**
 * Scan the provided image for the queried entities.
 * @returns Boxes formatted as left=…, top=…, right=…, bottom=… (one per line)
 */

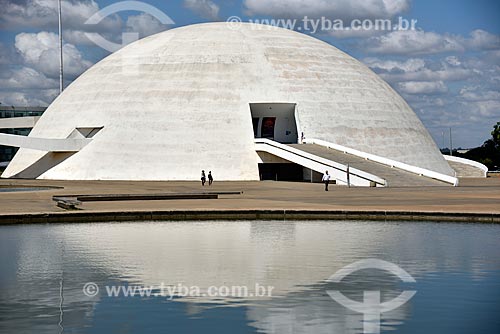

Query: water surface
left=0, top=221, right=499, bottom=333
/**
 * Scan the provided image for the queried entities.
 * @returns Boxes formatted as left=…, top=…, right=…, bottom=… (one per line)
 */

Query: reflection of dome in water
left=3, top=23, right=453, bottom=180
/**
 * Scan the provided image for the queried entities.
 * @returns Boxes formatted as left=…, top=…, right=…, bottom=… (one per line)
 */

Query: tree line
left=455, top=122, right=500, bottom=171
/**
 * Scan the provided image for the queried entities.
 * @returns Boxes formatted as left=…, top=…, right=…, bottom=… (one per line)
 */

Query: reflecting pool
left=0, top=221, right=499, bottom=333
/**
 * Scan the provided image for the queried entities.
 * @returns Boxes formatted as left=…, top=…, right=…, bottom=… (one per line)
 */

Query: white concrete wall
left=3, top=23, right=454, bottom=180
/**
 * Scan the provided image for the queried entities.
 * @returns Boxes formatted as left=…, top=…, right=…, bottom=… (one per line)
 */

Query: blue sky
left=0, top=0, right=499, bottom=148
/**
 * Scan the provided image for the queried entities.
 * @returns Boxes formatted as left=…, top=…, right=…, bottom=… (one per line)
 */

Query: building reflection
left=2, top=221, right=499, bottom=333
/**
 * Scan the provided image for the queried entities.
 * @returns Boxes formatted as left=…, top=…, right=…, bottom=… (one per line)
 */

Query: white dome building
left=2, top=23, right=459, bottom=185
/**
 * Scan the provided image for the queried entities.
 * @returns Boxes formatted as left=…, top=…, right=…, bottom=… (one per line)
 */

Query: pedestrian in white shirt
left=322, top=171, right=331, bottom=191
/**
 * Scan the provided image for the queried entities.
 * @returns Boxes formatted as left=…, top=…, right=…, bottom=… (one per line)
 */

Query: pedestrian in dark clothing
left=208, top=171, right=213, bottom=186
left=201, top=170, right=206, bottom=186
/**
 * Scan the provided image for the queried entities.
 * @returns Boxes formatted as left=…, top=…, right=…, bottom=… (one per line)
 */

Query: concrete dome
left=3, top=22, right=454, bottom=180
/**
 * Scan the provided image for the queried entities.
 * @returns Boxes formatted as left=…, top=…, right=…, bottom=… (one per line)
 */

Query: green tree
left=462, top=122, right=500, bottom=170
left=491, top=122, right=500, bottom=149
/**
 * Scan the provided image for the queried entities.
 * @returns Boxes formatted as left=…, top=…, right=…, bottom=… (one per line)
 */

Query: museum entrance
left=250, top=103, right=298, bottom=144
left=258, top=163, right=304, bottom=181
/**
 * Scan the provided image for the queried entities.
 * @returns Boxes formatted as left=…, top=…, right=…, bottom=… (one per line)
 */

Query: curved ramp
left=288, top=144, right=450, bottom=187
left=444, top=156, right=488, bottom=178
left=255, top=139, right=385, bottom=187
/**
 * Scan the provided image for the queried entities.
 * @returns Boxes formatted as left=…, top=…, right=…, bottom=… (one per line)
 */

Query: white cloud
left=398, top=81, right=447, bottom=94
left=364, top=30, right=464, bottom=55
left=363, top=29, right=500, bottom=55
left=409, top=91, right=500, bottom=148
left=328, top=26, right=389, bottom=39
left=481, top=49, right=500, bottom=64
left=468, top=100, right=500, bottom=118
left=1, top=67, right=57, bottom=89
left=0, top=42, right=16, bottom=65
left=466, top=29, right=500, bottom=50
left=184, top=0, right=220, bottom=20
left=363, top=51, right=500, bottom=147
left=126, top=13, right=170, bottom=38
left=0, top=30, right=93, bottom=107
left=15, top=31, right=93, bottom=79
left=364, top=57, right=425, bottom=72
left=0, top=89, right=58, bottom=106
left=459, top=87, right=500, bottom=102
left=62, top=29, right=104, bottom=46
left=244, top=0, right=410, bottom=20
left=364, top=57, right=474, bottom=83
left=242, top=0, right=412, bottom=38
left=444, top=56, right=461, bottom=66
left=0, top=0, right=121, bottom=32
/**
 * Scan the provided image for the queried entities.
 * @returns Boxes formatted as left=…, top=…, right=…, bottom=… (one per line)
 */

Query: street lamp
left=58, top=0, right=64, bottom=93
left=449, top=127, right=453, bottom=156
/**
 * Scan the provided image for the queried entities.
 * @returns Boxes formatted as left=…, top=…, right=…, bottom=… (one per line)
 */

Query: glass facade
left=0, top=107, right=46, bottom=162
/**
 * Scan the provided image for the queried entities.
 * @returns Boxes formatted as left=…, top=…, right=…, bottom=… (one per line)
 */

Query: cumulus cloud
left=1, top=67, right=57, bottom=89
left=0, top=42, right=17, bottom=66
left=364, top=30, right=464, bottom=55
left=459, top=86, right=500, bottom=102
left=0, top=89, right=58, bottom=106
left=126, top=13, right=170, bottom=38
left=363, top=29, right=500, bottom=55
left=0, top=30, right=94, bottom=106
left=465, top=29, right=500, bottom=50
left=364, top=57, right=475, bottom=83
left=244, top=0, right=410, bottom=20
left=364, top=57, right=425, bottom=73
left=0, top=0, right=121, bottom=32
left=14, top=31, right=93, bottom=79
left=481, top=49, right=500, bottom=64
left=398, top=81, right=447, bottom=95
left=364, top=52, right=500, bottom=147
left=62, top=14, right=171, bottom=49
left=328, top=28, right=386, bottom=39
left=184, top=0, right=220, bottom=20
left=62, top=29, right=104, bottom=46
left=0, top=1, right=172, bottom=108
left=407, top=89, right=500, bottom=148
left=242, top=0, right=412, bottom=38
left=468, top=100, right=500, bottom=118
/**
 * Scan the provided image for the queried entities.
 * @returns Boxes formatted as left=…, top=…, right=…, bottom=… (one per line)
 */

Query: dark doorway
left=252, top=118, right=260, bottom=137
left=259, top=163, right=303, bottom=181
left=261, top=117, right=276, bottom=139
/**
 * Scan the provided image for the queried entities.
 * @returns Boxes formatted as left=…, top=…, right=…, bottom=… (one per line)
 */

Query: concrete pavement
left=0, top=178, right=499, bottom=223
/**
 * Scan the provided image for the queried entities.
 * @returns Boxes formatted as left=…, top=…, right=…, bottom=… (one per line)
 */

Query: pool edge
left=0, top=210, right=499, bottom=225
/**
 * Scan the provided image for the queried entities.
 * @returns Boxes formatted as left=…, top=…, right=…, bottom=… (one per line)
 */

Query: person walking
left=201, top=170, right=206, bottom=186
left=208, top=171, right=213, bottom=186
left=322, top=170, right=331, bottom=191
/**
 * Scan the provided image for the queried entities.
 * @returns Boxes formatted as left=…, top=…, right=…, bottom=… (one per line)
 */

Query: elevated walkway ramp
left=255, top=139, right=386, bottom=187
left=0, top=116, right=39, bottom=129
left=444, top=155, right=488, bottom=178
left=447, top=160, right=485, bottom=178
left=0, top=133, right=91, bottom=152
left=288, top=144, right=450, bottom=187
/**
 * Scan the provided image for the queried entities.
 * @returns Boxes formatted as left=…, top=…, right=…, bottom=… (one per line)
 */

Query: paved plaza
left=0, top=178, right=499, bottom=223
